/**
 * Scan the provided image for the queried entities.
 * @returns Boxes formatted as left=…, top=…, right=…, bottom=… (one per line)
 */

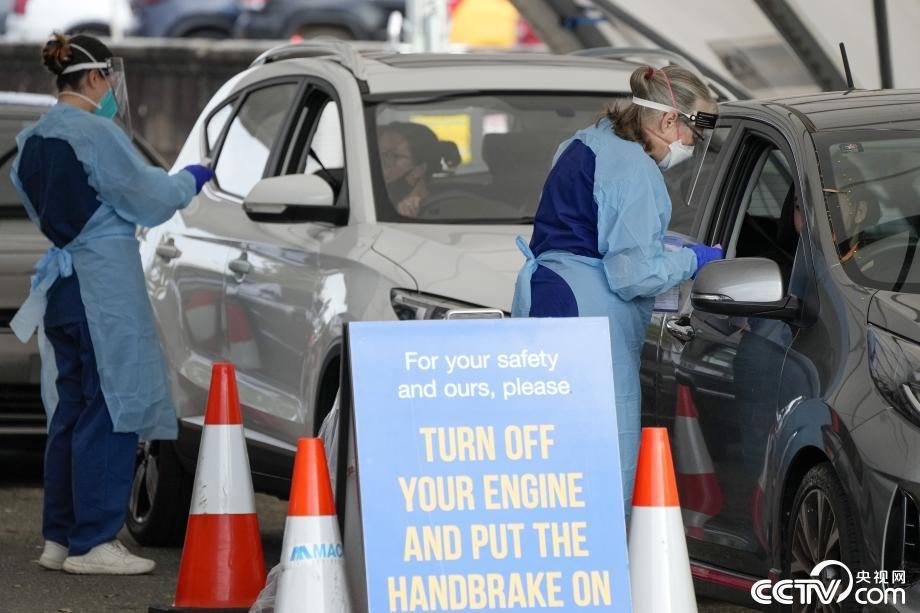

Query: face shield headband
left=631, top=96, right=719, bottom=133
left=59, top=43, right=132, bottom=137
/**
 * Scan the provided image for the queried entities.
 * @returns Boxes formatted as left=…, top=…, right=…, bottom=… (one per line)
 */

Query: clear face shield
left=60, top=44, right=133, bottom=138
left=105, top=57, right=133, bottom=138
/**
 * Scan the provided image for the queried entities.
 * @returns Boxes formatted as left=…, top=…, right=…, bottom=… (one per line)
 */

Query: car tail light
left=14, top=0, right=29, bottom=15
left=241, top=0, right=270, bottom=10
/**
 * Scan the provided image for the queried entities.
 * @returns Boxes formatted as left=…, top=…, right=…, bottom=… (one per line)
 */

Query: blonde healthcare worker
left=512, top=65, right=723, bottom=520
left=9, top=33, right=213, bottom=574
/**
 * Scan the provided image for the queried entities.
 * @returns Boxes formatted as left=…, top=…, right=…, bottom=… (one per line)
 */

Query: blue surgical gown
left=512, top=118, right=697, bottom=513
left=10, top=103, right=196, bottom=441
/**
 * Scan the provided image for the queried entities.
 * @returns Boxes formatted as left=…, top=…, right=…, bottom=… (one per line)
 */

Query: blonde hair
left=607, top=65, right=713, bottom=151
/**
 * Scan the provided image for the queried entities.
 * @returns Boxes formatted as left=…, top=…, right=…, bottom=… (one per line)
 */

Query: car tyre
left=782, top=463, right=862, bottom=613
left=125, top=440, right=193, bottom=547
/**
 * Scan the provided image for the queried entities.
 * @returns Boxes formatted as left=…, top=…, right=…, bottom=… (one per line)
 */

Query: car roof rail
left=251, top=41, right=374, bottom=78
left=571, top=46, right=750, bottom=101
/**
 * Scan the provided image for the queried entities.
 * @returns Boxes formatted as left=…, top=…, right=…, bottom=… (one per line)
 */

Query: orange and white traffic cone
left=673, top=384, right=723, bottom=539
left=629, top=427, right=698, bottom=613
left=152, top=363, right=266, bottom=612
left=274, top=438, right=351, bottom=613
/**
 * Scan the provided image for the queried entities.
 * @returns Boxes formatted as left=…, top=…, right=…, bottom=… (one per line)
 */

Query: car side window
left=666, top=125, right=732, bottom=236
left=280, top=88, right=346, bottom=205
left=205, top=103, right=234, bottom=154
left=727, top=143, right=798, bottom=283
left=213, top=82, right=299, bottom=199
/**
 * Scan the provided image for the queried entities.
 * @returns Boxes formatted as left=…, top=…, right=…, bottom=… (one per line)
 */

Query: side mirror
left=243, top=175, right=348, bottom=225
left=691, top=257, right=799, bottom=319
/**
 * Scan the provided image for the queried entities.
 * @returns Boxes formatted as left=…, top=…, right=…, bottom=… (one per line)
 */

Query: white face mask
left=657, top=139, right=695, bottom=171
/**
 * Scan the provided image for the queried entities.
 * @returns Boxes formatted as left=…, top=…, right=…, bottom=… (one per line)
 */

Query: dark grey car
left=638, top=90, right=920, bottom=611
left=235, top=0, right=404, bottom=41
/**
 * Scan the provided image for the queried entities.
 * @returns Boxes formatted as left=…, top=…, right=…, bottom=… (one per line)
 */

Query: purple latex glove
left=689, top=243, right=724, bottom=278
left=183, top=164, right=214, bottom=194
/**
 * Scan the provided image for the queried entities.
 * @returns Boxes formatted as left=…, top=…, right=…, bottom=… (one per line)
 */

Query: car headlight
left=868, top=325, right=920, bottom=424
left=390, top=289, right=490, bottom=321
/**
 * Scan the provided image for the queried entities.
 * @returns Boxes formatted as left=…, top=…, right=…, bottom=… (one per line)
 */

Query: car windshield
left=817, top=131, right=920, bottom=293
left=368, top=93, right=619, bottom=224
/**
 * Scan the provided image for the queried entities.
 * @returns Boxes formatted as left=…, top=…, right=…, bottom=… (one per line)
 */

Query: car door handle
left=228, top=255, right=252, bottom=276
left=665, top=316, right=695, bottom=343
left=155, top=240, right=181, bottom=261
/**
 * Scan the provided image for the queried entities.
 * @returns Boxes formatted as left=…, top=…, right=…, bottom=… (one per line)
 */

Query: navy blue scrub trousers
left=43, top=321, right=138, bottom=556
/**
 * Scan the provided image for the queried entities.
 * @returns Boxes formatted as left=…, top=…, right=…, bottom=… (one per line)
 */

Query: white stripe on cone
left=190, top=424, right=256, bottom=515
left=276, top=515, right=352, bottom=613
left=629, top=507, right=698, bottom=613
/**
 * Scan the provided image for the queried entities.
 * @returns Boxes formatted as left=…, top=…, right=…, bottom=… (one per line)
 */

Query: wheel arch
left=767, top=399, right=865, bottom=575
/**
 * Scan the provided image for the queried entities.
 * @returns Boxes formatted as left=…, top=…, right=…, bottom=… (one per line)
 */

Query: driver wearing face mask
left=511, top=64, right=722, bottom=524
left=378, top=122, right=441, bottom=218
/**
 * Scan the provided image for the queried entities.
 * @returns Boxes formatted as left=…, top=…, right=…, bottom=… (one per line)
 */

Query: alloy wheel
left=790, top=489, right=842, bottom=613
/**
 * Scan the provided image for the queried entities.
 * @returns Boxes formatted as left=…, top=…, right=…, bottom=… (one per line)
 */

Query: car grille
left=0, top=384, right=46, bottom=435
left=885, top=490, right=920, bottom=584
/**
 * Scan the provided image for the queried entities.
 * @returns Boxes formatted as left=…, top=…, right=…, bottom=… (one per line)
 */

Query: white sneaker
left=37, top=540, right=68, bottom=570
left=62, top=539, right=156, bottom=575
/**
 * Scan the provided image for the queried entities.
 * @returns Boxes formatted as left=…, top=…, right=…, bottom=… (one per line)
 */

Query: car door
left=221, top=81, right=346, bottom=451
left=657, top=123, right=803, bottom=577
left=144, top=97, right=242, bottom=425
left=643, top=124, right=738, bottom=429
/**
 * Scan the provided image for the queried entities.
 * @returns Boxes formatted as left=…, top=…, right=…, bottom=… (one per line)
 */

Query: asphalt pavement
left=0, top=449, right=756, bottom=613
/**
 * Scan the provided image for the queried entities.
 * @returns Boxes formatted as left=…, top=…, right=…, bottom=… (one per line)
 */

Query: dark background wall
left=0, top=39, right=278, bottom=164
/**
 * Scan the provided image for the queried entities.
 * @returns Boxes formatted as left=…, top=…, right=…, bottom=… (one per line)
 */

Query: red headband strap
left=644, top=67, right=655, bottom=81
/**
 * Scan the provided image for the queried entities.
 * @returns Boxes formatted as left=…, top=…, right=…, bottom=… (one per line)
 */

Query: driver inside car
left=378, top=121, right=441, bottom=217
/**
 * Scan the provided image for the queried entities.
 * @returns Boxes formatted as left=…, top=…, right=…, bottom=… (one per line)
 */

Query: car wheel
left=294, top=25, right=355, bottom=40
left=125, top=440, right=193, bottom=547
left=782, top=463, right=862, bottom=613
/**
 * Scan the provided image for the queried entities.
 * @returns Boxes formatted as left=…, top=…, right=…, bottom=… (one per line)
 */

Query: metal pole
left=874, top=0, right=894, bottom=88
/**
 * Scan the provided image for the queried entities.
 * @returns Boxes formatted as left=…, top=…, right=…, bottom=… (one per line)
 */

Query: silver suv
left=131, top=43, right=700, bottom=544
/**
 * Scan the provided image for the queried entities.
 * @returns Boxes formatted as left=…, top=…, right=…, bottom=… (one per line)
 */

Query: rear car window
left=817, top=131, right=920, bottom=293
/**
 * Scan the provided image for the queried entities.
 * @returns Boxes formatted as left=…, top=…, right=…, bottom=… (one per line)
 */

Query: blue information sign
left=349, top=317, right=630, bottom=612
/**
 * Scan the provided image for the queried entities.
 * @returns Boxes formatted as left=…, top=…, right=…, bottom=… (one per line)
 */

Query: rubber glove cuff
left=689, top=244, right=724, bottom=278
left=183, top=164, right=215, bottom=194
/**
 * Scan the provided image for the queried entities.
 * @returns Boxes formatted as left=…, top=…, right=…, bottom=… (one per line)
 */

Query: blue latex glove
left=689, top=243, right=724, bottom=278
left=183, top=164, right=214, bottom=194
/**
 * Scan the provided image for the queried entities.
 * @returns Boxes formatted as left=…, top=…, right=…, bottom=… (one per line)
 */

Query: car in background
left=0, top=0, right=11, bottom=35
left=447, top=0, right=542, bottom=50
left=131, top=0, right=240, bottom=39
left=0, top=91, right=166, bottom=449
left=235, top=0, right=404, bottom=41
left=4, top=0, right=135, bottom=40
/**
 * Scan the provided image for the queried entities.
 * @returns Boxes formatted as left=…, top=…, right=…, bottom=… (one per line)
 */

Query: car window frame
left=208, top=77, right=306, bottom=203
left=702, top=119, right=819, bottom=316
left=271, top=78, right=348, bottom=209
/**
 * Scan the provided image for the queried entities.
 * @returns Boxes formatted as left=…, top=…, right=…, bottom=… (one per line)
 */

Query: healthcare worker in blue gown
left=512, top=65, right=724, bottom=522
left=9, top=33, right=214, bottom=575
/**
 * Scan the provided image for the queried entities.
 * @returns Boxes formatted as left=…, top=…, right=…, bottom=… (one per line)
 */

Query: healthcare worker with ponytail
left=512, top=65, right=724, bottom=521
left=9, top=33, right=213, bottom=574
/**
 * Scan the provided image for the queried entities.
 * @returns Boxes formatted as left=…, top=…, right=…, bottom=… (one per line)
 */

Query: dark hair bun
left=41, top=32, right=72, bottom=76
